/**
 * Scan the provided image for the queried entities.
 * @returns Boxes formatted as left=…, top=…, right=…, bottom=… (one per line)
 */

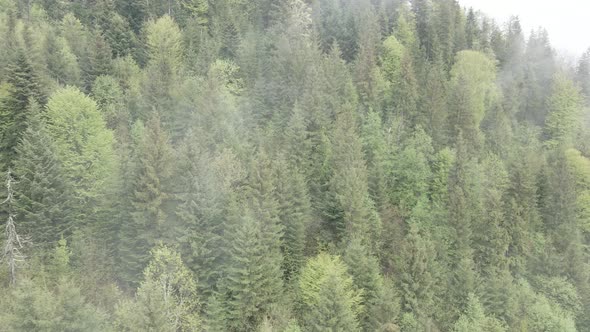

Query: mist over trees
left=0, top=0, right=589, bottom=331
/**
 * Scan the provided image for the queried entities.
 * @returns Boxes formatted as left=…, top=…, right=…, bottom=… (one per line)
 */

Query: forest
left=0, top=0, right=589, bottom=331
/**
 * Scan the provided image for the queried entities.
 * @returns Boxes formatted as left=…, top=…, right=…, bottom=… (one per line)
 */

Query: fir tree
left=545, top=73, right=584, bottom=148
left=0, top=48, right=42, bottom=169
left=174, top=130, right=224, bottom=297
left=119, top=113, right=174, bottom=285
left=298, top=253, right=362, bottom=332
left=275, top=156, right=311, bottom=280
left=328, top=110, right=381, bottom=247
left=218, top=203, right=284, bottom=332
left=13, top=106, right=72, bottom=251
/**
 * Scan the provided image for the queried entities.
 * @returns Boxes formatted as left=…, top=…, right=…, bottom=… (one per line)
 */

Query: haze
left=460, top=0, right=590, bottom=57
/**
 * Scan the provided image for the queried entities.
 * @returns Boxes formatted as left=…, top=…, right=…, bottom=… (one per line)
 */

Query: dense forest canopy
left=1, top=0, right=590, bottom=331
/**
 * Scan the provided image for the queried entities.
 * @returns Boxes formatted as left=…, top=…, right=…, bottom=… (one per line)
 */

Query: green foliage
left=448, top=50, right=497, bottom=147
left=217, top=203, right=284, bottom=331
left=298, top=253, right=362, bottom=332
left=398, top=224, right=437, bottom=323
left=0, top=48, right=42, bottom=169
left=45, top=87, right=116, bottom=218
left=275, top=156, right=311, bottom=280
left=13, top=106, right=73, bottom=250
left=0, top=278, right=110, bottom=331
left=91, top=75, right=125, bottom=129
left=119, top=114, right=174, bottom=284
left=174, top=130, right=224, bottom=296
left=545, top=74, right=584, bottom=147
left=1, top=1, right=590, bottom=331
left=453, top=293, right=506, bottom=332
left=509, top=280, right=578, bottom=332
left=115, top=245, right=200, bottom=331
left=145, top=15, right=183, bottom=74
left=328, top=110, right=381, bottom=246
left=343, top=237, right=395, bottom=330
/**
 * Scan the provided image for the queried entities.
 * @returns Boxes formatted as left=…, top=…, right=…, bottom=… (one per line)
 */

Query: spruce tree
left=174, top=129, right=224, bottom=297
left=275, top=155, right=311, bottom=280
left=342, top=237, right=391, bottom=330
left=83, top=31, right=113, bottom=91
left=446, top=133, right=478, bottom=323
left=545, top=73, right=584, bottom=148
left=298, top=253, right=362, bottom=332
left=398, top=224, right=437, bottom=326
left=576, top=47, right=590, bottom=102
left=472, top=153, right=510, bottom=274
left=119, top=113, right=174, bottom=285
left=304, top=272, right=361, bottom=332
left=0, top=48, right=42, bottom=169
left=217, top=203, right=284, bottom=332
left=13, top=106, right=72, bottom=251
left=328, top=109, right=381, bottom=247
left=115, top=246, right=200, bottom=331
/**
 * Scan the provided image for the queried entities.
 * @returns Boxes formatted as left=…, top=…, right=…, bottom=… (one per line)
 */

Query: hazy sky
left=459, top=0, right=590, bottom=57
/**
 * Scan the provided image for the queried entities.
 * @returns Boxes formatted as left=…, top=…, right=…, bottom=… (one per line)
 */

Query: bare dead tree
left=2, top=169, right=24, bottom=286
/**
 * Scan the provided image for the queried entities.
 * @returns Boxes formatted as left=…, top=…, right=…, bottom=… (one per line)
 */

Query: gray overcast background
left=459, top=0, right=590, bottom=58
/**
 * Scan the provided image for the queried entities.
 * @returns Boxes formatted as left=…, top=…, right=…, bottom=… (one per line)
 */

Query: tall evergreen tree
left=445, top=133, right=478, bottom=324
left=0, top=48, right=42, bottom=170
left=275, top=156, right=311, bottom=280
left=174, top=129, right=224, bottom=297
left=13, top=106, right=72, bottom=252
left=544, top=73, right=584, bottom=148
left=115, top=246, right=201, bottom=331
left=328, top=110, right=381, bottom=247
left=119, top=113, right=174, bottom=285
left=217, top=203, right=284, bottom=332
left=298, top=253, right=362, bottom=332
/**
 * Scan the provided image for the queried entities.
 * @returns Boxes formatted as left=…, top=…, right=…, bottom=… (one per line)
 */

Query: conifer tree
left=453, top=293, right=506, bottom=332
left=284, top=104, right=312, bottom=176
left=390, top=127, right=433, bottom=216
left=576, top=47, right=590, bottom=101
left=298, top=253, right=362, bottom=332
left=361, top=111, right=391, bottom=213
left=83, top=31, right=112, bottom=91
left=119, top=113, right=174, bottom=285
left=115, top=246, right=200, bottom=331
left=342, top=237, right=391, bottom=330
left=45, top=34, right=82, bottom=86
left=141, top=15, right=184, bottom=129
left=446, top=133, right=478, bottom=322
left=174, top=129, right=224, bottom=296
left=398, top=224, right=437, bottom=326
left=328, top=110, right=381, bottom=247
left=204, top=292, right=228, bottom=332
left=13, top=106, right=72, bottom=251
left=275, top=156, right=311, bottom=280
left=545, top=73, right=584, bottom=148
left=217, top=203, right=284, bottom=332
left=304, top=272, right=361, bottom=332
left=473, top=153, right=510, bottom=274
left=420, top=59, right=448, bottom=147
left=0, top=48, right=42, bottom=169
left=411, top=0, right=438, bottom=60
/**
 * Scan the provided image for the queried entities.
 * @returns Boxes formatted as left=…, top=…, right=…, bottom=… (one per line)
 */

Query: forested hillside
left=1, top=0, right=589, bottom=331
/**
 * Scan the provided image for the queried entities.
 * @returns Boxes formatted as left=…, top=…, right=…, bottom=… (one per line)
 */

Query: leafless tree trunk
left=2, top=170, right=24, bottom=286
